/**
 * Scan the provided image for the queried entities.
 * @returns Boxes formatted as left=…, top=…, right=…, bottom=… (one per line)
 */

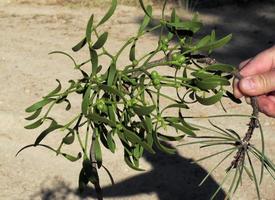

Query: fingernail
left=242, top=77, right=256, bottom=91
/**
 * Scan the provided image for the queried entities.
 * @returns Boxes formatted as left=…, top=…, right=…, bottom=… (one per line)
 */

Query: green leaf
left=183, top=67, right=187, bottom=78
left=195, top=76, right=231, bottom=90
left=196, top=34, right=232, bottom=52
left=64, top=99, right=72, bottom=111
left=140, top=74, right=146, bottom=101
left=25, top=98, right=54, bottom=113
left=82, top=159, right=99, bottom=184
left=138, top=5, right=152, bottom=34
left=205, top=64, right=235, bottom=73
left=24, top=118, right=43, bottom=129
left=97, top=65, right=103, bottom=73
left=226, top=129, right=241, bottom=140
left=210, top=30, right=216, bottom=42
left=107, top=104, right=116, bottom=122
left=170, top=8, right=179, bottom=23
left=49, top=51, right=78, bottom=68
left=133, top=105, right=155, bottom=116
left=191, top=70, right=213, bottom=79
left=138, top=0, right=152, bottom=18
left=179, top=114, right=200, bottom=131
left=226, top=91, right=242, bottom=104
left=107, top=63, right=116, bottom=86
left=56, top=95, right=67, bottom=104
left=63, top=130, right=75, bottom=145
left=34, top=120, right=62, bottom=145
left=246, top=152, right=261, bottom=200
left=87, top=113, right=116, bottom=127
left=90, top=48, right=98, bottom=76
left=166, top=115, right=199, bottom=131
left=25, top=108, right=42, bottom=121
left=210, top=76, right=231, bottom=86
left=93, top=32, right=108, bottom=49
left=117, top=130, right=127, bottom=144
left=86, top=14, right=94, bottom=46
left=72, top=38, right=86, bottom=52
left=144, top=116, right=153, bottom=133
left=16, top=144, right=81, bottom=162
left=129, top=43, right=136, bottom=62
left=161, top=0, right=167, bottom=19
left=107, top=131, right=116, bottom=153
left=144, top=116, right=153, bottom=147
left=124, top=151, right=145, bottom=171
left=78, top=168, right=88, bottom=193
left=152, top=131, right=176, bottom=154
left=209, top=30, right=216, bottom=54
left=207, top=120, right=239, bottom=140
left=157, top=132, right=185, bottom=141
left=98, top=84, right=125, bottom=101
left=62, top=152, right=82, bottom=162
left=166, top=21, right=202, bottom=33
left=80, top=70, right=89, bottom=79
left=98, top=125, right=109, bottom=149
left=162, top=103, right=189, bottom=113
left=97, top=0, right=117, bottom=26
left=94, top=136, right=102, bottom=168
left=82, top=85, right=91, bottom=116
left=196, top=35, right=211, bottom=49
left=122, top=127, right=155, bottom=154
left=195, top=79, right=221, bottom=90
left=133, top=145, right=143, bottom=160
left=166, top=120, right=196, bottom=136
left=196, top=90, right=224, bottom=105
left=45, top=79, right=62, bottom=97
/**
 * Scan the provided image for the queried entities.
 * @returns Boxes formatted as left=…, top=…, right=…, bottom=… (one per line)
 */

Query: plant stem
left=228, top=73, right=260, bottom=170
left=115, top=37, right=136, bottom=62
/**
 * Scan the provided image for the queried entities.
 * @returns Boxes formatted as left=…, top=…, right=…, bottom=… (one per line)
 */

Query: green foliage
left=18, top=0, right=275, bottom=199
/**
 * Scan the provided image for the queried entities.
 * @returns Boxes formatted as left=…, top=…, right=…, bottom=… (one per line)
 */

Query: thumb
left=239, top=70, right=275, bottom=96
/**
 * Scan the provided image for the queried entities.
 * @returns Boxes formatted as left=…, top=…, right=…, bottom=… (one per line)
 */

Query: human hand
left=234, top=46, right=275, bottom=117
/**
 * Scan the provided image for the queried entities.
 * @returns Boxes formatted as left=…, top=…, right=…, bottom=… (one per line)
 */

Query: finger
left=257, top=95, right=275, bottom=117
left=239, top=58, right=252, bottom=69
left=233, top=58, right=253, bottom=98
left=238, top=70, right=275, bottom=96
left=233, top=78, right=243, bottom=98
left=240, top=46, right=275, bottom=77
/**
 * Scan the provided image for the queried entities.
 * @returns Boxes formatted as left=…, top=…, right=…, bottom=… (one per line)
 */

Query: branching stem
left=228, top=73, right=260, bottom=170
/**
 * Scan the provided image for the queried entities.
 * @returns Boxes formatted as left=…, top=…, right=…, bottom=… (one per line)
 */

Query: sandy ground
left=0, top=0, right=275, bottom=200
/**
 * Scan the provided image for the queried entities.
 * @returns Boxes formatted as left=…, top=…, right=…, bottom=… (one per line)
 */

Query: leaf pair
left=72, top=0, right=117, bottom=52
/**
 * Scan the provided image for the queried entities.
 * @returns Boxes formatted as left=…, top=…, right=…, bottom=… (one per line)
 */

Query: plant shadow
left=31, top=145, right=226, bottom=200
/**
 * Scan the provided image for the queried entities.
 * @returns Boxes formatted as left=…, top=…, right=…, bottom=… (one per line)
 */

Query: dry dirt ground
left=0, top=0, right=275, bottom=200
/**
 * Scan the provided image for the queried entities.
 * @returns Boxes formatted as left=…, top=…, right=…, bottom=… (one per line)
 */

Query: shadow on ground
left=197, top=2, right=275, bottom=65
left=140, top=1, right=275, bottom=65
left=31, top=146, right=225, bottom=200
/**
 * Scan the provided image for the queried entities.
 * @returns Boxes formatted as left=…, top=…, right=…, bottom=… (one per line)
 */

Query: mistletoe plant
left=18, top=0, right=275, bottom=199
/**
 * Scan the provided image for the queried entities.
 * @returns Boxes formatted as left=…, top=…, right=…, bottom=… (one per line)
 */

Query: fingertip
left=233, top=89, right=243, bottom=99
left=238, top=77, right=258, bottom=96
left=239, top=47, right=275, bottom=76
left=239, top=58, right=252, bottom=69
left=233, top=78, right=243, bottom=99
